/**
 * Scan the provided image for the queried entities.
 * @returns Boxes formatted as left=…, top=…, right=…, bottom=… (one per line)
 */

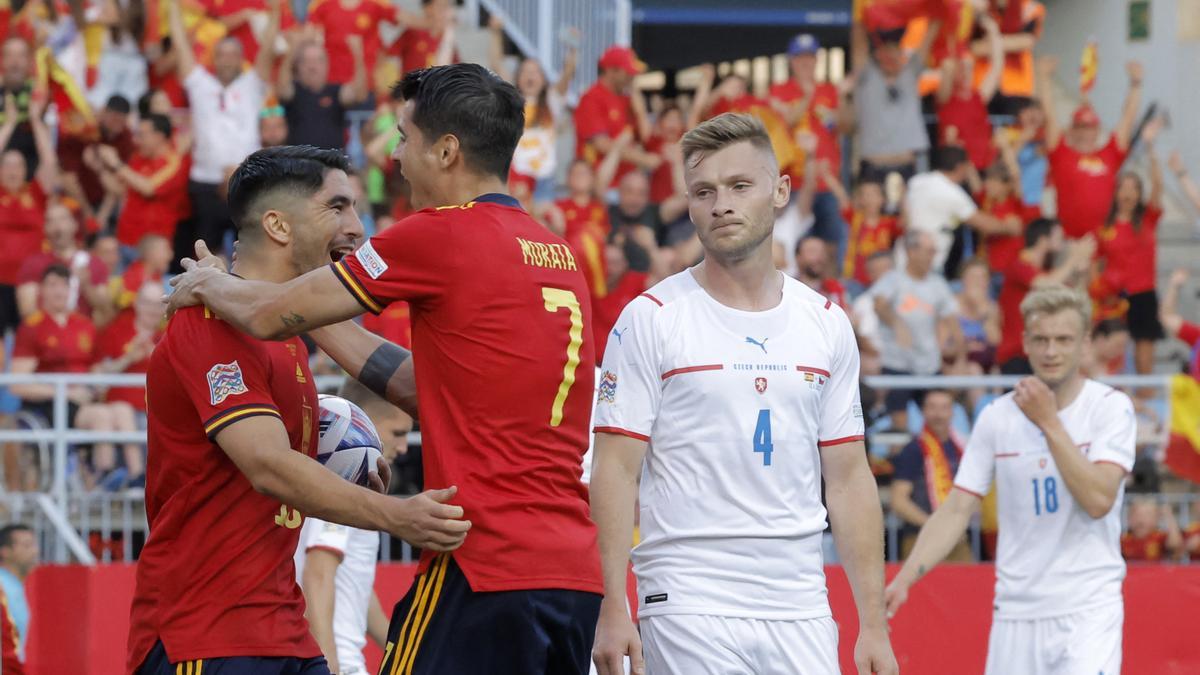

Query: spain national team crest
left=598, top=371, right=618, bottom=403
left=755, top=377, right=768, bottom=394
left=207, top=361, right=249, bottom=405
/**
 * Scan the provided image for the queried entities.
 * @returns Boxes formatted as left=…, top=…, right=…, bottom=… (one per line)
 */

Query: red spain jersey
left=95, top=309, right=164, bottom=411
left=574, top=81, right=636, bottom=186
left=13, top=311, right=96, bottom=372
left=1049, top=135, right=1126, bottom=239
left=1121, top=530, right=1168, bottom=561
left=0, top=181, right=47, bottom=285
left=307, top=0, right=398, bottom=84
left=115, top=151, right=189, bottom=247
left=127, top=306, right=320, bottom=672
left=556, top=196, right=611, bottom=299
left=768, top=79, right=841, bottom=190
left=332, top=193, right=602, bottom=594
left=843, top=208, right=900, bottom=287
left=1097, top=205, right=1161, bottom=295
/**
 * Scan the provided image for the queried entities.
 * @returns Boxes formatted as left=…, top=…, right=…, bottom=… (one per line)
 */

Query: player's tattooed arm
left=167, top=241, right=364, bottom=340
left=885, top=488, right=979, bottom=618
left=280, top=312, right=306, bottom=329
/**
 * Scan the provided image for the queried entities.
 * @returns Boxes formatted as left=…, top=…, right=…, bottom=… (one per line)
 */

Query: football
left=316, top=394, right=384, bottom=487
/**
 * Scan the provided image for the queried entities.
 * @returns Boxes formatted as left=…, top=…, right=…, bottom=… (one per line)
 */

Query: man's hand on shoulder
left=166, top=240, right=228, bottom=316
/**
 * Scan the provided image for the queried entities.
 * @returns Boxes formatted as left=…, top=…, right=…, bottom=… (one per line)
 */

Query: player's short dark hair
left=0, top=524, right=31, bottom=551
left=41, top=263, right=70, bottom=283
left=227, top=145, right=353, bottom=236
left=142, top=113, right=172, bottom=139
left=1092, top=318, right=1129, bottom=339
left=393, top=63, right=525, bottom=180
left=1024, top=217, right=1058, bottom=248
left=932, top=146, right=969, bottom=173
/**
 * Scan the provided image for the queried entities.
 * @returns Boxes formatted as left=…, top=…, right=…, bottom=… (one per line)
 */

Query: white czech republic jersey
left=294, top=517, right=381, bottom=673
left=953, top=380, right=1136, bottom=619
left=592, top=270, right=865, bottom=620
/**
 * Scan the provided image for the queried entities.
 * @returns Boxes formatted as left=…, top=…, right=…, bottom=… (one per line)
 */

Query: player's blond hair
left=680, top=113, right=775, bottom=168
left=1020, top=284, right=1092, bottom=330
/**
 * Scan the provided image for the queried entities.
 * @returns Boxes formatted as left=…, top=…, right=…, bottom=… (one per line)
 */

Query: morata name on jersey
left=516, top=237, right=578, bottom=271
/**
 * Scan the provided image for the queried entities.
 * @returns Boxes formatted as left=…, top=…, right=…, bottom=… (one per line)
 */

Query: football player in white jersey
left=886, top=285, right=1136, bottom=675
left=590, top=113, right=897, bottom=675
left=295, top=380, right=413, bottom=675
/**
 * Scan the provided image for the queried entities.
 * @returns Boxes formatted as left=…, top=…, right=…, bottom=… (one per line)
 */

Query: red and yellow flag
left=1080, top=38, right=1099, bottom=95
left=1166, top=374, right=1200, bottom=483
left=35, top=47, right=94, bottom=137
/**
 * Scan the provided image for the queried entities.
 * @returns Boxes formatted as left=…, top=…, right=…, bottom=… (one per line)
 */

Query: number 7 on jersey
left=542, top=288, right=584, bottom=427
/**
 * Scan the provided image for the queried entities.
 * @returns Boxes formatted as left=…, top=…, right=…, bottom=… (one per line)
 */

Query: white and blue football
left=317, top=394, right=383, bottom=487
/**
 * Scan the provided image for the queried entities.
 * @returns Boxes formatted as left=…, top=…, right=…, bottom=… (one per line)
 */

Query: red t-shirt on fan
left=1049, top=135, right=1126, bottom=239
left=116, top=151, right=189, bottom=247
left=768, top=79, right=842, bottom=190
left=94, top=309, right=163, bottom=411
left=1096, top=204, right=1161, bottom=295
left=938, top=90, right=995, bottom=170
left=307, top=0, right=398, bottom=83
left=13, top=311, right=96, bottom=372
left=0, top=181, right=47, bottom=285
left=843, top=208, right=900, bottom=286
left=126, top=307, right=320, bottom=672
left=997, top=255, right=1040, bottom=364
left=556, top=196, right=612, bottom=298
left=977, top=192, right=1031, bottom=274
left=332, top=194, right=602, bottom=594
left=575, top=81, right=636, bottom=186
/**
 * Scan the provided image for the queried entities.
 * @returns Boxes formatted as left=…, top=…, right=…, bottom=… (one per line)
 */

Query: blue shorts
left=378, top=553, right=601, bottom=675
left=136, top=640, right=331, bottom=675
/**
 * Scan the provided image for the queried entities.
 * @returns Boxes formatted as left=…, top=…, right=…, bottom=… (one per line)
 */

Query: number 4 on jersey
left=754, top=409, right=774, bottom=466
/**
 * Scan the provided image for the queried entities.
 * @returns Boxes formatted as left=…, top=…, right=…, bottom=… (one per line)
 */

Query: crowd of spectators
left=0, top=0, right=1196, bottom=507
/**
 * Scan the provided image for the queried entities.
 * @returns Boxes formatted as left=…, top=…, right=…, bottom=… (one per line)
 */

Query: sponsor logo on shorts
left=852, top=403, right=863, bottom=418
left=207, top=361, right=249, bottom=405
left=644, top=593, right=668, bottom=604
left=355, top=240, right=389, bottom=279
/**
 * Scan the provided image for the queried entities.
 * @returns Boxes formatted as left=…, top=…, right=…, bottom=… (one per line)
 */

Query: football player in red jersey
left=168, top=64, right=602, bottom=675
left=130, top=147, right=470, bottom=675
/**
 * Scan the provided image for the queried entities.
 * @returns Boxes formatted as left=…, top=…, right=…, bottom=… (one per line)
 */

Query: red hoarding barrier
left=24, top=563, right=1200, bottom=674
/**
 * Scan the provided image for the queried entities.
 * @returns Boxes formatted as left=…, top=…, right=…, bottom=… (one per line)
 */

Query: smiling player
left=165, top=65, right=602, bottom=675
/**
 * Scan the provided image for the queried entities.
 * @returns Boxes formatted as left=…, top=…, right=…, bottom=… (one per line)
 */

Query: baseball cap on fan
left=598, top=45, right=646, bottom=75
left=788, top=33, right=820, bottom=56
left=1071, top=104, right=1101, bottom=128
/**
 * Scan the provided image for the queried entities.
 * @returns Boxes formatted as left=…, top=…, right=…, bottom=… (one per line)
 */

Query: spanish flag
left=34, top=47, right=94, bottom=137
left=1079, top=38, right=1099, bottom=95
left=1166, top=374, right=1200, bottom=483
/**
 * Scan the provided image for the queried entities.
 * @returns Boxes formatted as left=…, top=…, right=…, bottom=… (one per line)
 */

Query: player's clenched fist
left=592, top=607, right=644, bottom=675
left=388, top=486, right=472, bottom=552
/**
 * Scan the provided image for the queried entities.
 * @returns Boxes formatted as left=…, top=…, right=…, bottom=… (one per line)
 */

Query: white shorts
left=985, top=602, right=1123, bottom=675
left=640, top=614, right=838, bottom=675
